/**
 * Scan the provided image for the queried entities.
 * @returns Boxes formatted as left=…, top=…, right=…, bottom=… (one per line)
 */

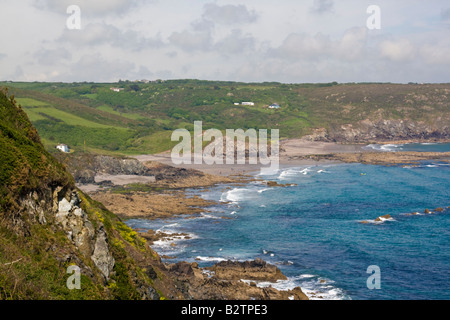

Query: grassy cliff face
left=0, top=89, right=73, bottom=212
left=0, top=89, right=182, bottom=300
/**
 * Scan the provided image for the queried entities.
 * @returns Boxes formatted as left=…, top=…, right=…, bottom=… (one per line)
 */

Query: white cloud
left=36, top=47, right=72, bottom=65
left=65, top=54, right=135, bottom=82
left=310, top=0, right=334, bottom=14
left=269, top=27, right=367, bottom=62
left=380, top=38, right=416, bottom=62
left=420, top=40, right=450, bottom=65
left=215, top=29, right=256, bottom=55
left=58, top=22, right=163, bottom=51
left=169, top=28, right=213, bottom=52
left=202, top=3, right=258, bottom=25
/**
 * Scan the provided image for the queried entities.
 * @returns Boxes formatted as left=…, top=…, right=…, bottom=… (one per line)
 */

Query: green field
left=2, top=80, right=449, bottom=155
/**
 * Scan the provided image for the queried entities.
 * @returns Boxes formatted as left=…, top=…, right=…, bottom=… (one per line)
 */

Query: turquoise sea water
left=127, top=144, right=450, bottom=300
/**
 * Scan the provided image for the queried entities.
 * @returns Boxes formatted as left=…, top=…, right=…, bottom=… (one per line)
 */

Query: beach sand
left=133, top=139, right=363, bottom=176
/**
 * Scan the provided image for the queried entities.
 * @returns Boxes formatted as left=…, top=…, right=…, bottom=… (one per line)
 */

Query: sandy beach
left=133, top=139, right=362, bottom=176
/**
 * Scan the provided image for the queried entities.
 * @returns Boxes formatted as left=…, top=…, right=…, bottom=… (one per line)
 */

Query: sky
left=0, top=0, right=449, bottom=83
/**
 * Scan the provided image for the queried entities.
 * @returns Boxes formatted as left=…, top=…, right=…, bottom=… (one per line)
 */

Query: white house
left=56, top=144, right=70, bottom=153
left=269, top=103, right=281, bottom=109
left=110, top=87, right=124, bottom=92
left=241, top=102, right=255, bottom=106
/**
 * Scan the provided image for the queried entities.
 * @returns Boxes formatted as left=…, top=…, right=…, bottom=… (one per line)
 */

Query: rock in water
left=208, top=258, right=287, bottom=281
left=375, top=214, right=392, bottom=222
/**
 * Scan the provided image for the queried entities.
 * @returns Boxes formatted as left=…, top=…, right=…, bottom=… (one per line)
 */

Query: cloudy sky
left=0, top=0, right=449, bottom=83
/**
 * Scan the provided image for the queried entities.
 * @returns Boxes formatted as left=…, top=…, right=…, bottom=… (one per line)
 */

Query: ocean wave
left=151, top=227, right=199, bottom=256
left=156, top=223, right=180, bottom=233
left=359, top=217, right=396, bottom=225
left=220, top=188, right=249, bottom=203
left=199, top=212, right=221, bottom=219
left=363, top=144, right=403, bottom=152
left=241, top=275, right=349, bottom=300
left=278, top=167, right=311, bottom=180
left=220, top=187, right=266, bottom=204
left=194, top=256, right=227, bottom=262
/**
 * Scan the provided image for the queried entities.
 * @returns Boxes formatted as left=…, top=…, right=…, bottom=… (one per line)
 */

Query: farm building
left=269, top=103, right=281, bottom=109
left=56, top=144, right=70, bottom=153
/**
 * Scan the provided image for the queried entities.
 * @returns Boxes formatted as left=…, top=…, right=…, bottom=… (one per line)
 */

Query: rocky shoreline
left=292, top=151, right=450, bottom=166
left=167, top=259, right=308, bottom=300
left=63, top=153, right=311, bottom=299
left=62, top=140, right=448, bottom=300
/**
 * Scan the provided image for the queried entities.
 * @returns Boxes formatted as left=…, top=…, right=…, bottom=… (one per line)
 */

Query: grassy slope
left=0, top=89, right=181, bottom=300
left=1, top=81, right=449, bottom=155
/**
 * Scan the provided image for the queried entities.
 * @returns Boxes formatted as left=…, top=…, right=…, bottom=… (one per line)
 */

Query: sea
left=126, top=143, right=450, bottom=300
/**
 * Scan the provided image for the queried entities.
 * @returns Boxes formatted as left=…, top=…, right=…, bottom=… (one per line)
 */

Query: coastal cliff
left=303, top=119, right=449, bottom=143
left=0, top=89, right=307, bottom=300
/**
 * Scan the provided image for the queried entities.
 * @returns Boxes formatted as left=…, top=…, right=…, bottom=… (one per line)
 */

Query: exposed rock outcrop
left=55, top=153, right=155, bottom=184
left=168, top=260, right=308, bottom=300
left=91, top=226, right=115, bottom=280
left=304, top=119, right=449, bottom=143
left=208, top=258, right=287, bottom=282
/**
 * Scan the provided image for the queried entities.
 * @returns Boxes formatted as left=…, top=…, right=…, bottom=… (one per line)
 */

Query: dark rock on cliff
left=55, top=153, right=154, bottom=184
left=304, top=119, right=449, bottom=143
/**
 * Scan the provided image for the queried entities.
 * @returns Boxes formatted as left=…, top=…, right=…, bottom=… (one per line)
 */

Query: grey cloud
left=165, top=51, right=178, bottom=58
left=441, top=8, right=450, bottom=22
left=202, top=3, right=258, bottom=25
left=268, top=27, right=367, bottom=62
left=169, top=29, right=213, bottom=52
left=65, top=54, right=135, bottom=82
left=192, top=19, right=215, bottom=33
left=0, top=53, right=6, bottom=60
left=134, top=65, right=154, bottom=79
left=167, top=3, right=258, bottom=54
left=12, top=66, right=25, bottom=80
left=269, top=32, right=332, bottom=61
left=36, top=48, right=72, bottom=65
left=214, top=29, right=256, bottom=55
left=310, top=0, right=334, bottom=14
left=58, top=23, right=163, bottom=51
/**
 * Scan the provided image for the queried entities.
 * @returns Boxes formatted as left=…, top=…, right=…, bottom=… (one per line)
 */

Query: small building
left=241, top=102, right=255, bottom=106
left=269, top=103, right=281, bottom=109
left=110, top=87, right=124, bottom=92
left=234, top=103, right=240, bottom=106
left=56, top=144, right=70, bottom=153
